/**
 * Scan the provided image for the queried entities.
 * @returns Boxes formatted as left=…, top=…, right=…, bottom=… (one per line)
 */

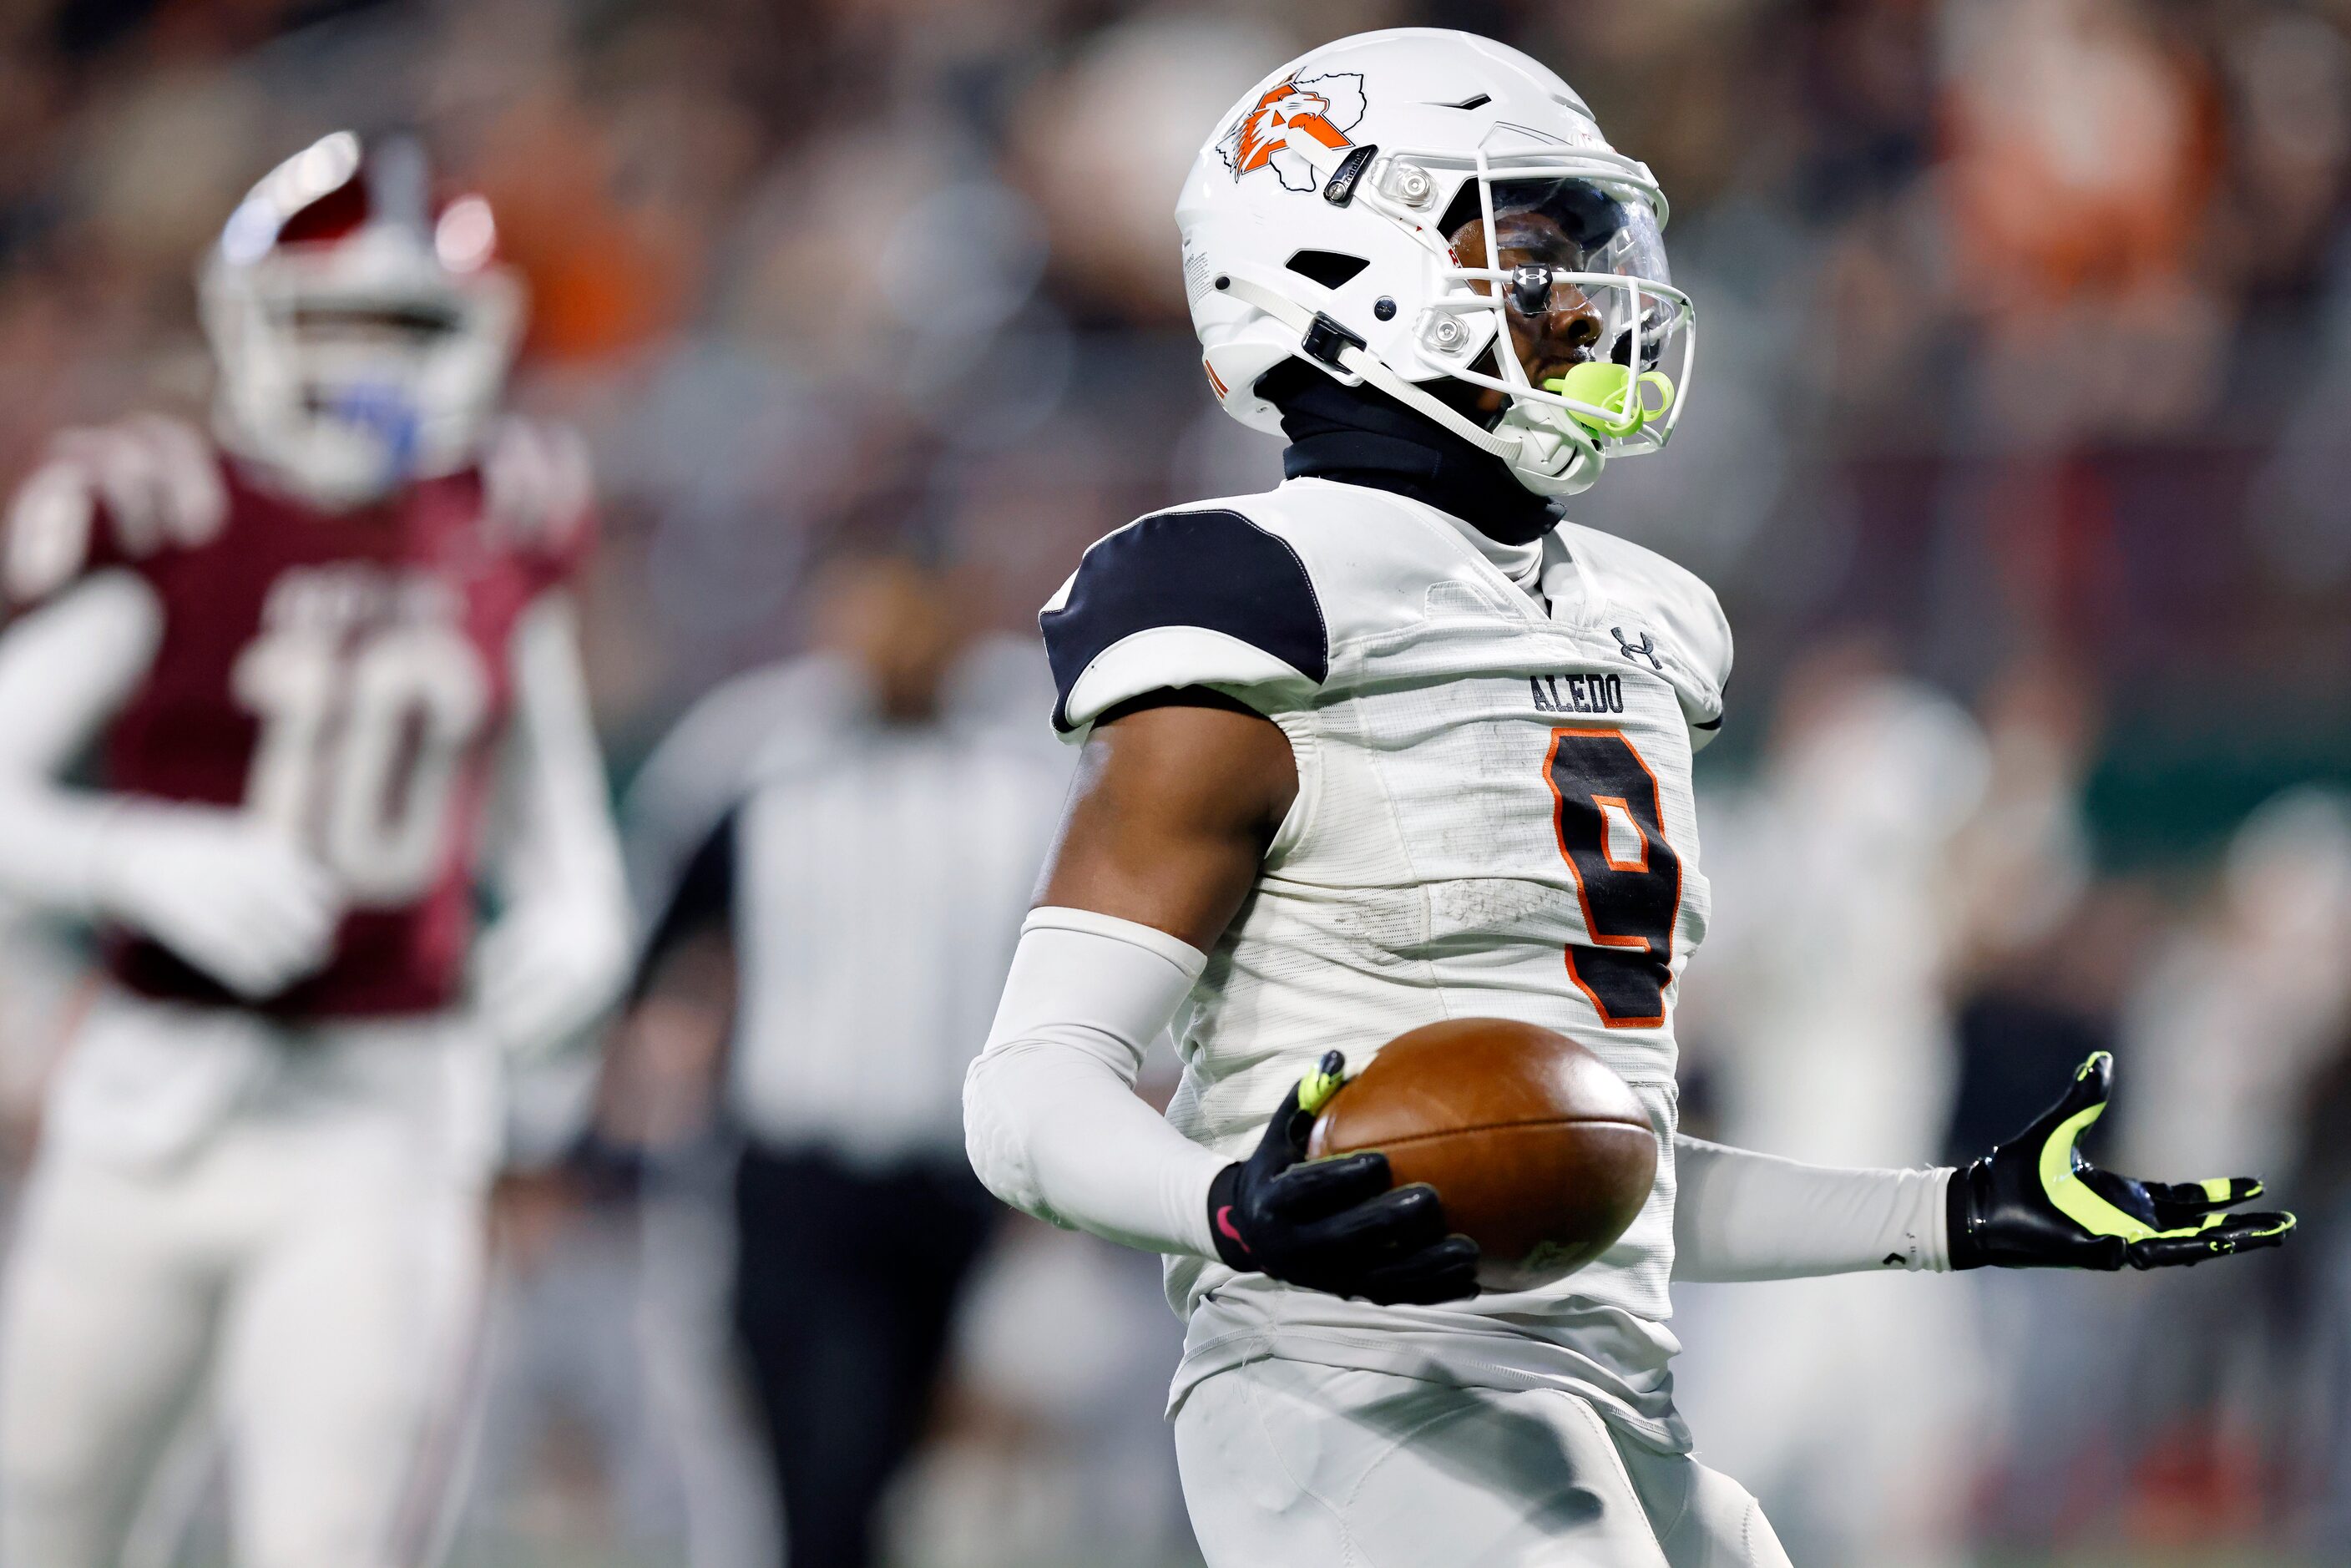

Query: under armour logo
left=1612, top=628, right=1661, bottom=670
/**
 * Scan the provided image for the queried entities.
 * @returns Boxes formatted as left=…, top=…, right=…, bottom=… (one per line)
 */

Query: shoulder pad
left=1040, top=507, right=1328, bottom=735
left=481, top=418, right=595, bottom=569
left=4, top=417, right=225, bottom=608
left=1553, top=523, right=1733, bottom=746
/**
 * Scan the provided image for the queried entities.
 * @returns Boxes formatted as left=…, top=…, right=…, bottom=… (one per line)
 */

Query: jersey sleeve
left=3, top=418, right=225, bottom=613
left=1039, top=508, right=1330, bottom=736
left=1661, top=573, right=1732, bottom=751
left=1556, top=523, right=1733, bottom=751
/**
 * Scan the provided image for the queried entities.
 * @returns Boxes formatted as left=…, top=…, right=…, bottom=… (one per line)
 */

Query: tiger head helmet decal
left=1217, top=72, right=1368, bottom=193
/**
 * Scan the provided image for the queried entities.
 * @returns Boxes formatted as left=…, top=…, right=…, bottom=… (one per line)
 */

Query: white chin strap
left=1215, top=272, right=1604, bottom=498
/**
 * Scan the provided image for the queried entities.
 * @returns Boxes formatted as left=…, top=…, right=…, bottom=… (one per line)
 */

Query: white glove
left=472, top=903, right=629, bottom=1060
left=91, top=806, right=343, bottom=999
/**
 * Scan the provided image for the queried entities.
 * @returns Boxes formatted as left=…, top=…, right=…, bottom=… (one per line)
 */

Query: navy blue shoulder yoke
left=1040, top=508, right=1328, bottom=732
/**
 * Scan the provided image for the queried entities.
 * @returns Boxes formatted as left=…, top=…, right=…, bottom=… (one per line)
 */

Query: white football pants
left=0, top=993, right=494, bottom=1568
left=1174, top=1358, right=1792, bottom=1568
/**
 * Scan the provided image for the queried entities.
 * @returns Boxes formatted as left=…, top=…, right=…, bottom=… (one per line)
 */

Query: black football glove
left=1949, top=1051, right=2296, bottom=1271
left=1207, top=1050, right=1479, bottom=1305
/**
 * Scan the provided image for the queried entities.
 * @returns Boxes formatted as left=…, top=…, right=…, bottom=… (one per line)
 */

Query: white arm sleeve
left=963, top=906, right=1226, bottom=1257
left=0, top=571, right=163, bottom=913
left=1672, top=1136, right=1953, bottom=1281
left=474, top=593, right=633, bottom=1056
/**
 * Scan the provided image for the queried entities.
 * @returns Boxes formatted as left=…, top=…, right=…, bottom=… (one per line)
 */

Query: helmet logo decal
left=1218, top=73, right=1367, bottom=193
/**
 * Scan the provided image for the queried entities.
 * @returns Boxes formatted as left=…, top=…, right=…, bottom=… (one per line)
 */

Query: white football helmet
left=199, top=133, right=524, bottom=509
left=1178, top=29, right=1693, bottom=497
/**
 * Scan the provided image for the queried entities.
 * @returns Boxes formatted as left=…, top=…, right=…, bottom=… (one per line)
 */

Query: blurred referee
left=610, top=535, right=1068, bottom=1567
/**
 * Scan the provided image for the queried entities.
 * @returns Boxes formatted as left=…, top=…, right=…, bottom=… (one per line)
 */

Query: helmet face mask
left=1433, top=170, right=1694, bottom=463
left=200, top=134, right=524, bottom=511
left=1178, top=30, right=1696, bottom=498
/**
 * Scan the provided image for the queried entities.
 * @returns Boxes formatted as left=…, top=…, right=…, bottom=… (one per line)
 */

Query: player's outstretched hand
left=92, top=806, right=342, bottom=1000
left=1207, top=1050, right=1479, bottom=1305
left=1949, top=1051, right=2295, bottom=1271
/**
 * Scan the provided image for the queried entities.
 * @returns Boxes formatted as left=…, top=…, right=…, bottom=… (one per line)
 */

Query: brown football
left=1305, top=1018, right=1659, bottom=1292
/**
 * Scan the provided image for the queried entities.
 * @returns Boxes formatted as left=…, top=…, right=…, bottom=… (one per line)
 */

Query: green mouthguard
left=1544, top=361, right=1676, bottom=438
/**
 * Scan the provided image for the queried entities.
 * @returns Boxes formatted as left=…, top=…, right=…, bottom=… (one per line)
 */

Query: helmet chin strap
left=1216, top=271, right=1605, bottom=496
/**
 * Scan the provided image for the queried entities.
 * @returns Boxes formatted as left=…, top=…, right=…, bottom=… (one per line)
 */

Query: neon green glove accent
left=2035, top=1054, right=2227, bottom=1245
left=1297, top=1059, right=1346, bottom=1116
left=1949, top=1051, right=2296, bottom=1271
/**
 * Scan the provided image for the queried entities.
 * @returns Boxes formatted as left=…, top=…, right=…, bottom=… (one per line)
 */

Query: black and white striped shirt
left=627, top=639, right=1069, bottom=1164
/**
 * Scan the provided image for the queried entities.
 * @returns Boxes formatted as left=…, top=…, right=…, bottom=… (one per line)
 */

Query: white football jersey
left=1040, top=475, right=1732, bottom=1451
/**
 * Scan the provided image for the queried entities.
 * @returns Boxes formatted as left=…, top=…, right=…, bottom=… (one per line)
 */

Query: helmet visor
left=1459, top=176, right=1675, bottom=377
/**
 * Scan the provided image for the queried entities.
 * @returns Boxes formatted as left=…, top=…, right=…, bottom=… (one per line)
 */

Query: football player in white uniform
left=963, top=29, right=2294, bottom=1565
left=0, top=136, right=630, bottom=1566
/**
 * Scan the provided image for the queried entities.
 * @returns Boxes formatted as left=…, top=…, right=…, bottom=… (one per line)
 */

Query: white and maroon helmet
left=1177, top=29, right=1694, bottom=497
left=199, top=132, right=524, bottom=508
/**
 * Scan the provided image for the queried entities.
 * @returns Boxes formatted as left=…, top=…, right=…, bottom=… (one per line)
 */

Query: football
left=1306, top=1018, right=1659, bottom=1292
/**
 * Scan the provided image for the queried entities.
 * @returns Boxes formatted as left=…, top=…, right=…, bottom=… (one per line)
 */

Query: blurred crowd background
left=3, top=0, right=2350, bottom=1564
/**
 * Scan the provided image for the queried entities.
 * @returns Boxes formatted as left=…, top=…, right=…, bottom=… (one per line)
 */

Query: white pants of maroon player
left=1173, top=1358, right=1792, bottom=1568
left=0, top=989, right=494, bottom=1568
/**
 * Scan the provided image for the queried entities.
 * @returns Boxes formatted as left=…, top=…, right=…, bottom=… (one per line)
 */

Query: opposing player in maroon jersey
left=0, top=134, right=630, bottom=1567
